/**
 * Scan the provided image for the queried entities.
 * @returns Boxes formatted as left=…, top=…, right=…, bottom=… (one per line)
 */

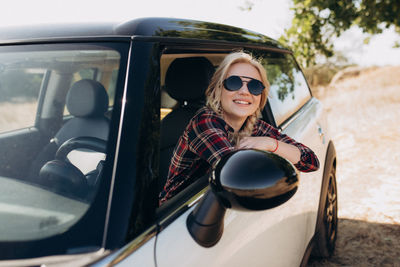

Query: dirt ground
left=308, top=66, right=400, bottom=266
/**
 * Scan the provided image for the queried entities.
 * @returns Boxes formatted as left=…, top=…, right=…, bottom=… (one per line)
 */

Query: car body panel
left=280, top=97, right=328, bottom=248
left=93, top=231, right=157, bottom=267
left=156, top=202, right=312, bottom=267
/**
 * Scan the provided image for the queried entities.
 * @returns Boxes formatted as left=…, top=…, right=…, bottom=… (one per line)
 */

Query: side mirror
left=187, top=149, right=298, bottom=247
left=212, top=149, right=298, bottom=210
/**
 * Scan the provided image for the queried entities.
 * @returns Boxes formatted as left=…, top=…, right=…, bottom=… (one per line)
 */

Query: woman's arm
left=187, top=114, right=235, bottom=167
left=238, top=120, right=320, bottom=172
left=238, top=136, right=301, bottom=165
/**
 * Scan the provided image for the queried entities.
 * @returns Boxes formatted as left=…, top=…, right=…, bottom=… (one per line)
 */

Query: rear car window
left=263, top=53, right=311, bottom=125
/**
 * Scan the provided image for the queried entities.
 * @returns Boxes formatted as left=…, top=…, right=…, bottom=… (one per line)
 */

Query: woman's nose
left=238, top=81, right=250, bottom=94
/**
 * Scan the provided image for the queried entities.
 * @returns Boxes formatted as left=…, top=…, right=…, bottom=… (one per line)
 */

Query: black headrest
left=165, top=57, right=214, bottom=102
left=66, top=79, right=109, bottom=117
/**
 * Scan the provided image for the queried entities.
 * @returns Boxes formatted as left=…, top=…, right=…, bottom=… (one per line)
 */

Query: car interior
left=29, top=79, right=109, bottom=179
left=33, top=79, right=110, bottom=200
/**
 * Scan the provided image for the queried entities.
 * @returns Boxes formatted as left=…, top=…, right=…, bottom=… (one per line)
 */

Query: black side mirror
left=187, top=149, right=298, bottom=247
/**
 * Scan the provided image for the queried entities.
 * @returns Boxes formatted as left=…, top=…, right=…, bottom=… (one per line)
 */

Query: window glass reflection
left=263, top=54, right=311, bottom=125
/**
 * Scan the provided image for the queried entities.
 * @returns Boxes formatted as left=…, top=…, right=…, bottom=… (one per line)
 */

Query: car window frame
left=122, top=39, right=310, bottom=248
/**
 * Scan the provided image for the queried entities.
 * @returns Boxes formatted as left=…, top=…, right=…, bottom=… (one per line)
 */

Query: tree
left=279, top=0, right=400, bottom=67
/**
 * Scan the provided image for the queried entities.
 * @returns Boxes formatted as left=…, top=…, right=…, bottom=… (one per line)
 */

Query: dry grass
left=309, top=219, right=400, bottom=266
left=0, top=101, right=37, bottom=132
left=308, top=66, right=400, bottom=266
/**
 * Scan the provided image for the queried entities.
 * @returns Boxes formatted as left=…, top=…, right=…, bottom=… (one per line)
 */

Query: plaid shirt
left=159, top=107, right=319, bottom=204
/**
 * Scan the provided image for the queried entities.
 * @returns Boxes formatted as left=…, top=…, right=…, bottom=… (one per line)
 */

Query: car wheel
left=313, top=164, right=338, bottom=257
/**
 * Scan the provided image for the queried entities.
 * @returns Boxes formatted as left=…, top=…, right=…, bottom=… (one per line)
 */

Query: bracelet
left=271, top=138, right=279, bottom=153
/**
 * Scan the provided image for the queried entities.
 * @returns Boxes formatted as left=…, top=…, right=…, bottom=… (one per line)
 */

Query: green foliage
left=280, top=0, right=400, bottom=67
left=251, top=50, right=297, bottom=101
left=238, top=0, right=254, bottom=11
left=304, top=64, right=339, bottom=87
left=0, top=70, right=43, bottom=102
left=264, top=57, right=296, bottom=101
left=303, top=50, right=355, bottom=89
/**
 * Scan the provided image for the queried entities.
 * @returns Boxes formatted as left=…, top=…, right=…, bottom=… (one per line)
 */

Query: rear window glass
left=263, top=53, right=311, bottom=125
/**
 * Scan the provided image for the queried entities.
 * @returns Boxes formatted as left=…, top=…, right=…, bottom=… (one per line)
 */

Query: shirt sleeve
left=187, top=114, right=235, bottom=168
left=254, top=120, right=320, bottom=172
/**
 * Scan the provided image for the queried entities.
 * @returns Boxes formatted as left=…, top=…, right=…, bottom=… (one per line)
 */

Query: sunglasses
left=223, top=75, right=265, bottom=96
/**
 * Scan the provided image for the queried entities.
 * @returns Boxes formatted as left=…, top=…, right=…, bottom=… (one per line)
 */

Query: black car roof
left=0, top=17, right=286, bottom=50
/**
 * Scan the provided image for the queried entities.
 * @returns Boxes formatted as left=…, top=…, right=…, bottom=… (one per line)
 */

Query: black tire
left=312, top=164, right=338, bottom=257
left=324, top=168, right=338, bottom=254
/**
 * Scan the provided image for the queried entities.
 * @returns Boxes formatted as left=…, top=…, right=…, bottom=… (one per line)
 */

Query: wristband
left=271, top=138, right=279, bottom=153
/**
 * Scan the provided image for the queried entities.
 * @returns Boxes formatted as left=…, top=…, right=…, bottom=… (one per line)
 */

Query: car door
left=266, top=53, right=328, bottom=246
left=154, top=50, right=324, bottom=267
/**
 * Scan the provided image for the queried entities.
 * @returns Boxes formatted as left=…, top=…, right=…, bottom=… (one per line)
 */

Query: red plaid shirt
left=159, top=107, right=319, bottom=204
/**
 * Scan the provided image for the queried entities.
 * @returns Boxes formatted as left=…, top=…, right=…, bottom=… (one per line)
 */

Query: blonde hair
left=206, top=51, right=270, bottom=145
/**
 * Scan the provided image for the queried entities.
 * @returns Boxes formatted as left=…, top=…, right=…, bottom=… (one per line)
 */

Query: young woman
left=159, top=51, right=319, bottom=205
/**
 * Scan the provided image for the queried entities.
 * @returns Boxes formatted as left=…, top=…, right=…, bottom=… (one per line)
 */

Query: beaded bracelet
left=271, top=138, right=279, bottom=153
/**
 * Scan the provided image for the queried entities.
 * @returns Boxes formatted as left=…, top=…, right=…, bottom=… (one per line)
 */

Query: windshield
left=0, top=42, right=124, bottom=256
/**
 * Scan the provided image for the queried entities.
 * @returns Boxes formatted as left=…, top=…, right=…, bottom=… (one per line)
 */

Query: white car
left=0, top=17, right=337, bottom=266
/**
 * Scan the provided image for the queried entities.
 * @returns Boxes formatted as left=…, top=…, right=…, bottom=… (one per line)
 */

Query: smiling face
left=220, top=62, right=262, bottom=131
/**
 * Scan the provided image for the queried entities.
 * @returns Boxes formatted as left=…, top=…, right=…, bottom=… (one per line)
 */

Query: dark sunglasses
left=223, top=75, right=265, bottom=96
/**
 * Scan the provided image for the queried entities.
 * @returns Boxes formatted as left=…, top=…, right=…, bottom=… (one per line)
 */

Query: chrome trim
left=95, top=225, right=158, bottom=266
left=188, top=191, right=206, bottom=208
left=187, top=187, right=208, bottom=208
left=0, top=249, right=109, bottom=267
left=279, top=97, right=316, bottom=131
left=158, top=186, right=209, bottom=229
left=102, top=40, right=134, bottom=248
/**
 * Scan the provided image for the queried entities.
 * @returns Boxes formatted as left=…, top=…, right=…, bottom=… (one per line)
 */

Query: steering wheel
left=55, top=136, right=107, bottom=161
left=39, top=137, right=107, bottom=200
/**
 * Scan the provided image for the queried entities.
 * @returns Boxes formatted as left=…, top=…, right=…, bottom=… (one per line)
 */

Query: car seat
left=159, top=57, right=215, bottom=191
left=29, top=79, right=110, bottom=182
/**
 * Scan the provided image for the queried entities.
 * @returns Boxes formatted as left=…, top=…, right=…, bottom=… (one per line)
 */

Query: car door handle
left=317, top=124, right=325, bottom=144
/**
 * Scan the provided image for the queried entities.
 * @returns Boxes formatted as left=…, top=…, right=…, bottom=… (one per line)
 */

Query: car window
left=0, top=43, right=122, bottom=243
left=263, top=53, right=311, bottom=126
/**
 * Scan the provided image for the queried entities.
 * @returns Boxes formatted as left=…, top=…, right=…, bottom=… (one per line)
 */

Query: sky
left=2, top=0, right=399, bottom=66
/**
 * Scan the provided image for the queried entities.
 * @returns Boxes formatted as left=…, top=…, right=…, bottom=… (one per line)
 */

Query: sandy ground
left=308, top=66, right=400, bottom=266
